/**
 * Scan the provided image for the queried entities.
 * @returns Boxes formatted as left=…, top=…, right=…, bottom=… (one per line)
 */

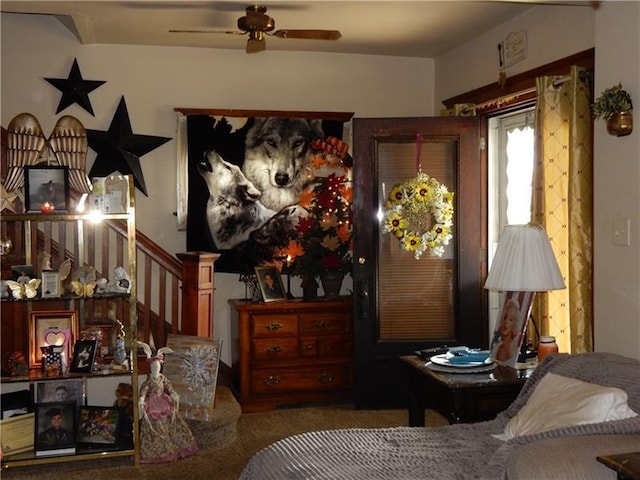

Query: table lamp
left=484, top=223, right=565, bottom=363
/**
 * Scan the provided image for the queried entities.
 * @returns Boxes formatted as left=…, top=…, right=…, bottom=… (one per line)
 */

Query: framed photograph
left=489, top=290, right=535, bottom=367
left=29, top=310, right=79, bottom=370
left=76, top=406, right=121, bottom=448
left=0, top=412, right=35, bottom=457
left=255, top=266, right=286, bottom=302
left=34, top=378, right=86, bottom=408
left=10, top=264, right=34, bottom=282
left=80, top=324, right=112, bottom=358
left=69, top=340, right=98, bottom=373
left=164, top=334, right=222, bottom=421
left=24, top=165, right=70, bottom=213
left=41, top=270, right=61, bottom=298
left=34, top=401, right=76, bottom=456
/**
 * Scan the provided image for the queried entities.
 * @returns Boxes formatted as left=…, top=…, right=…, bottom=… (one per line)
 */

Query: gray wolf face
left=198, top=149, right=305, bottom=251
left=198, top=149, right=276, bottom=250
left=243, top=117, right=324, bottom=212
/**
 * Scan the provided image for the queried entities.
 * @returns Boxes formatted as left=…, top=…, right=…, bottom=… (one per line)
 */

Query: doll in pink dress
left=137, top=342, right=198, bottom=463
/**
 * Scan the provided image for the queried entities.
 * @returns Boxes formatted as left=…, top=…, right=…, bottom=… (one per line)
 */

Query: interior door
left=352, top=117, right=486, bottom=408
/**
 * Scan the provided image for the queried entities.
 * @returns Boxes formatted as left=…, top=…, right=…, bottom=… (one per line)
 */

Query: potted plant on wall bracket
left=592, top=82, right=633, bottom=137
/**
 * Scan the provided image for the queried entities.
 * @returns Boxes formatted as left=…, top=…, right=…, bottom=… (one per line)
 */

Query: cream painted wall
left=435, top=3, right=640, bottom=359
left=592, top=2, right=640, bottom=359
left=435, top=5, right=595, bottom=101
left=1, top=13, right=434, bottom=367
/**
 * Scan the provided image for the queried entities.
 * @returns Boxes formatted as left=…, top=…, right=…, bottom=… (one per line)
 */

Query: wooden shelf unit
left=1, top=176, right=139, bottom=469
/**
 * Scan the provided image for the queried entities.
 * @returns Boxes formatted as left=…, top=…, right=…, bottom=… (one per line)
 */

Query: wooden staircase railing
left=3, top=217, right=217, bottom=351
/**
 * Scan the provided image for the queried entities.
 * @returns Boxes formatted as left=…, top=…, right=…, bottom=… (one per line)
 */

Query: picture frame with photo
left=24, top=165, right=70, bottom=213
left=29, top=310, right=79, bottom=370
left=76, top=406, right=121, bottom=450
left=80, top=324, right=112, bottom=359
left=10, top=264, right=35, bottom=283
left=0, top=412, right=35, bottom=457
left=255, top=266, right=287, bottom=303
left=69, top=340, right=98, bottom=373
left=34, top=378, right=86, bottom=408
left=34, top=400, right=76, bottom=456
left=489, top=290, right=535, bottom=367
left=41, top=270, right=61, bottom=298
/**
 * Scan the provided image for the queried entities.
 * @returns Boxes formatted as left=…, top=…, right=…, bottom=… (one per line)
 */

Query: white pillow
left=503, top=372, right=638, bottom=439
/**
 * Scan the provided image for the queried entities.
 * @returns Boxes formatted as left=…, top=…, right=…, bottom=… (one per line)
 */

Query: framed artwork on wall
left=175, top=108, right=353, bottom=274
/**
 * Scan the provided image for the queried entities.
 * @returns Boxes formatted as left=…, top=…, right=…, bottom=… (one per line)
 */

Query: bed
left=239, top=352, right=640, bottom=480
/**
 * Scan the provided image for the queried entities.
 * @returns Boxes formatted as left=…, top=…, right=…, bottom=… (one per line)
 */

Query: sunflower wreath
left=382, top=172, right=454, bottom=259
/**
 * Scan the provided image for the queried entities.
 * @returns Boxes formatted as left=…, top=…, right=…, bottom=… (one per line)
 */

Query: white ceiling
left=0, top=1, right=596, bottom=58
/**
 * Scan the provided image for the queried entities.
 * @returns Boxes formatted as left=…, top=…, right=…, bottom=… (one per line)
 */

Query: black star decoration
left=87, top=96, right=171, bottom=196
left=44, top=58, right=106, bottom=116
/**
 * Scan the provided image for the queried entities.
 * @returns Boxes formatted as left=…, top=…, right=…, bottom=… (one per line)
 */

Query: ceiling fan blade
left=169, top=29, right=244, bottom=35
left=246, top=30, right=266, bottom=54
left=272, top=30, right=341, bottom=41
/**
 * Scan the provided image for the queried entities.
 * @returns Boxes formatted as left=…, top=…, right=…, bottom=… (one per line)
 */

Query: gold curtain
left=531, top=65, right=593, bottom=353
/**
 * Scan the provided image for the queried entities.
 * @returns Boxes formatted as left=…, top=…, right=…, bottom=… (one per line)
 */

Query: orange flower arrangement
left=281, top=137, right=353, bottom=278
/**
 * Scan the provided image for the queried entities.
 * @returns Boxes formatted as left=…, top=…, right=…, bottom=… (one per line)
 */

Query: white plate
left=427, top=362, right=496, bottom=374
left=429, top=352, right=492, bottom=368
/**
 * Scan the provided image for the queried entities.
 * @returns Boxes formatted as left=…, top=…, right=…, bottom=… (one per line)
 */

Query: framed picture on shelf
left=41, top=270, right=61, bottom=298
left=10, top=264, right=34, bottom=282
left=80, top=324, right=112, bottom=359
left=24, top=165, right=70, bottom=213
left=255, top=266, right=287, bottom=302
left=76, top=406, right=121, bottom=449
left=34, top=401, right=76, bottom=457
left=29, top=310, right=78, bottom=370
left=0, top=412, right=35, bottom=457
left=34, top=378, right=86, bottom=408
left=69, top=340, right=98, bottom=373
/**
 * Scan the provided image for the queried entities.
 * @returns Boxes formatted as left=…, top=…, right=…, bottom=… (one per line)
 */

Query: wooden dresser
left=229, top=297, right=353, bottom=412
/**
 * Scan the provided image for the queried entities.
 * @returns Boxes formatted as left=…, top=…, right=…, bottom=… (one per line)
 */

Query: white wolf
left=242, top=117, right=324, bottom=212
left=197, top=149, right=303, bottom=250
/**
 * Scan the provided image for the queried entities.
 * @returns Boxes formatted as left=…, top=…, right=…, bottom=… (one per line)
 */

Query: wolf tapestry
left=181, top=110, right=353, bottom=274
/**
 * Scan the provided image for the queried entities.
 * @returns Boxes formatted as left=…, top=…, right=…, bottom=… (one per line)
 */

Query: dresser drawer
left=300, top=312, right=349, bottom=335
left=252, top=337, right=299, bottom=361
left=300, top=335, right=352, bottom=357
left=250, top=364, right=350, bottom=394
left=252, top=313, right=298, bottom=337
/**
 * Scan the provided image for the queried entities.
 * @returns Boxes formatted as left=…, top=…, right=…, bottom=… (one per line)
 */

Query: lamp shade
left=484, top=223, right=565, bottom=291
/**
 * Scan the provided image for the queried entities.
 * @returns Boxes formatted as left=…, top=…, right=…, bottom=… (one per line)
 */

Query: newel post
left=177, top=251, right=220, bottom=337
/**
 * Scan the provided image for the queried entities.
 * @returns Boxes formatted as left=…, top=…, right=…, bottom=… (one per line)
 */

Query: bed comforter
left=239, top=353, right=640, bottom=480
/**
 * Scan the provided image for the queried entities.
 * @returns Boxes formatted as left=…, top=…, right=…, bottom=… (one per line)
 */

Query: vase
left=301, top=275, right=318, bottom=302
left=606, top=111, right=633, bottom=137
left=319, top=270, right=344, bottom=299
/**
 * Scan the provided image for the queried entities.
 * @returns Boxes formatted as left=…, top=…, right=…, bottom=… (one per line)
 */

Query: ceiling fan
left=169, top=4, right=341, bottom=54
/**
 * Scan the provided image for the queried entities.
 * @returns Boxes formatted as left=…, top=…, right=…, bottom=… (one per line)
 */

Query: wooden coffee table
left=400, top=355, right=532, bottom=426
left=597, top=452, right=640, bottom=480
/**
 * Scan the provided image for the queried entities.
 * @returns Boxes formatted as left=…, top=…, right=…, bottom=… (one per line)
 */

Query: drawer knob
left=304, top=344, right=314, bottom=350
left=267, top=345, right=282, bottom=354
left=318, top=373, right=334, bottom=383
left=266, top=322, right=282, bottom=331
left=264, top=375, right=281, bottom=385
left=314, top=320, right=329, bottom=329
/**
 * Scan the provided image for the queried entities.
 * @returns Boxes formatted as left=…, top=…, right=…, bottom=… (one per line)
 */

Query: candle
left=40, top=201, right=55, bottom=214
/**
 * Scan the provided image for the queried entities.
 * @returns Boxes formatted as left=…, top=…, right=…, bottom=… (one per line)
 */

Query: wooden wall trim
left=442, top=48, right=595, bottom=114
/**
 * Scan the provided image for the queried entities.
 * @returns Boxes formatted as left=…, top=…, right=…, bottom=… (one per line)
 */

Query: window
left=487, top=107, right=535, bottom=333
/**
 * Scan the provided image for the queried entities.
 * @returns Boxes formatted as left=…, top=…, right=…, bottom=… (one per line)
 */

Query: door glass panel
left=377, top=139, right=456, bottom=341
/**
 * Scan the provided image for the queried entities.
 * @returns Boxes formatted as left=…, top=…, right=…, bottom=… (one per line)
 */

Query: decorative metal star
left=0, top=183, right=18, bottom=213
left=44, top=58, right=106, bottom=116
left=87, top=96, right=171, bottom=196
